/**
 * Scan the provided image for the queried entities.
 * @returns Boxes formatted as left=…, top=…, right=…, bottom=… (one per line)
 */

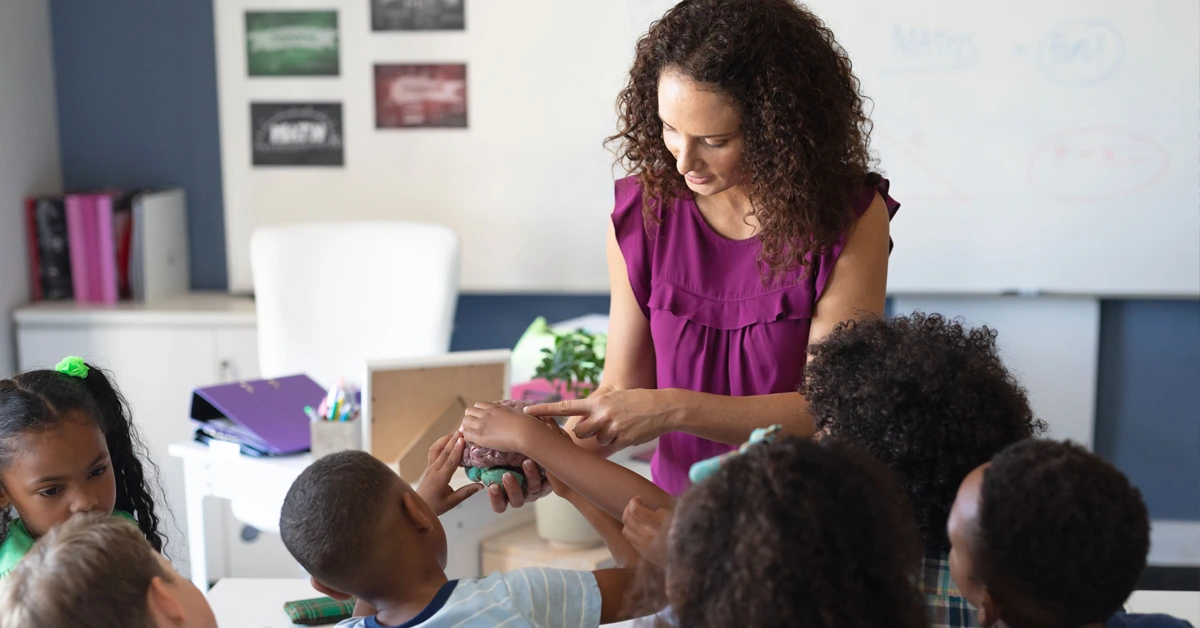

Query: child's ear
left=310, top=576, right=354, bottom=601
left=401, top=491, right=435, bottom=532
left=146, top=576, right=185, bottom=624
left=976, top=589, right=1000, bottom=627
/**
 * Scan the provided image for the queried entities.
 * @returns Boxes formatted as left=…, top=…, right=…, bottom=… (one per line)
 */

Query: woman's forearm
left=560, top=490, right=643, bottom=568
left=521, top=427, right=672, bottom=519
left=664, top=389, right=814, bottom=446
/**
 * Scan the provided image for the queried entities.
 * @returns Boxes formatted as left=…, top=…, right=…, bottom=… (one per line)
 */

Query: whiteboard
left=215, top=0, right=1199, bottom=296
left=809, top=0, right=1200, bottom=296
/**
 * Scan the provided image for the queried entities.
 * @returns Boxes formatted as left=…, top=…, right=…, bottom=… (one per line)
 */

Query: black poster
left=372, top=0, right=465, bottom=31
left=250, top=103, right=344, bottom=167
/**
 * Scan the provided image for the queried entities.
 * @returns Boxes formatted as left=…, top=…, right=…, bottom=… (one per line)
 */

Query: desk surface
left=1126, top=590, right=1200, bottom=625
left=208, top=578, right=327, bottom=627
left=207, top=578, right=1200, bottom=628
left=207, top=578, right=646, bottom=628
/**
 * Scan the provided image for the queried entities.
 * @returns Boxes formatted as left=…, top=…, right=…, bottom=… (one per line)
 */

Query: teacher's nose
left=676, top=142, right=700, bottom=176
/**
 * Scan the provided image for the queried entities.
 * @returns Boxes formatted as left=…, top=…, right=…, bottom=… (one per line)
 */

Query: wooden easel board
left=365, top=351, right=509, bottom=480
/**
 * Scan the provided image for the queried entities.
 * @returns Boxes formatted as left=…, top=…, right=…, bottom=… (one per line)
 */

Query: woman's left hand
left=525, top=389, right=677, bottom=451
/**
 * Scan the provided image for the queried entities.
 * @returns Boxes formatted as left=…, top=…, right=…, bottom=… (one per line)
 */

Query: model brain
left=460, top=399, right=553, bottom=488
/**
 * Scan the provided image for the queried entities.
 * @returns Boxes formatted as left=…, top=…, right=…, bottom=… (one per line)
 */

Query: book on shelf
left=25, top=187, right=189, bottom=304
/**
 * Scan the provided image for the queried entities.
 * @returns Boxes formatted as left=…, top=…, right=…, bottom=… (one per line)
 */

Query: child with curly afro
left=805, top=312, right=1048, bottom=627
left=641, top=436, right=931, bottom=628
left=947, top=439, right=1193, bottom=628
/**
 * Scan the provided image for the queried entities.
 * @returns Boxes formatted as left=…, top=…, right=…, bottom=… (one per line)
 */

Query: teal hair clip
left=55, top=356, right=89, bottom=379
left=688, top=424, right=783, bottom=484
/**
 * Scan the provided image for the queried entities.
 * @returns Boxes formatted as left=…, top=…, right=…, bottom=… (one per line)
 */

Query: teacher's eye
left=38, top=487, right=63, bottom=498
left=703, top=140, right=727, bottom=148
left=88, top=465, right=109, bottom=479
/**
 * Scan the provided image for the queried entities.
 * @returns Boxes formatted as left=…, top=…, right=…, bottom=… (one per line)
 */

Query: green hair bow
left=55, top=356, right=89, bottom=379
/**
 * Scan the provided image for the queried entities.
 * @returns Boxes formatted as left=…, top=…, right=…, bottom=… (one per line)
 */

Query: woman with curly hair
left=510, top=0, right=898, bottom=508
left=634, top=435, right=929, bottom=628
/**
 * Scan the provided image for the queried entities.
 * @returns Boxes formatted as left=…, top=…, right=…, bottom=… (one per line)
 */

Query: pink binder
left=92, top=193, right=118, bottom=304
left=65, top=194, right=91, bottom=303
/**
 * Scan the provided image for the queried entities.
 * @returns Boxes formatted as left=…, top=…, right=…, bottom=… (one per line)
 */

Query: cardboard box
left=363, top=350, right=510, bottom=483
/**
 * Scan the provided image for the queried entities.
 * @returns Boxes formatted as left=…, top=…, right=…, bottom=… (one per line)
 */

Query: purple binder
left=190, top=374, right=324, bottom=455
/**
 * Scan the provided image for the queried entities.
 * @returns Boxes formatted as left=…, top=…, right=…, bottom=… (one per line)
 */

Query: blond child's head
left=0, top=512, right=215, bottom=628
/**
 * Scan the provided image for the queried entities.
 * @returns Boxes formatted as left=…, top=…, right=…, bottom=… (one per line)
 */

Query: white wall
left=215, top=0, right=677, bottom=293
left=0, top=0, right=63, bottom=376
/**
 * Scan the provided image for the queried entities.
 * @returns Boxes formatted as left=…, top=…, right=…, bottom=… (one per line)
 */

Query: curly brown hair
left=977, top=439, right=1150, bottom=627
left=636, top=436, right=928, bottom=628
left=608, top=0, right=878, bottom=282
left=805, top=312, right=1047, bottom=553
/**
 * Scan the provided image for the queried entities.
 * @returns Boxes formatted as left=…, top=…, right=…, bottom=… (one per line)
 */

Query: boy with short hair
left=947, top=439, right=1193, bottom=628
left=0, top=512, right=216, bottom=628
left=279, top=432, right=635, bottom=627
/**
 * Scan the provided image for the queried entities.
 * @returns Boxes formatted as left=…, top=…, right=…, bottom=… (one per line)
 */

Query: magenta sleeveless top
left=612, top=176, right=900, bottom=495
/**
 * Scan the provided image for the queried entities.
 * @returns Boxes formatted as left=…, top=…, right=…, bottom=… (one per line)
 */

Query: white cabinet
left=13, top=293, right=301, bottom=581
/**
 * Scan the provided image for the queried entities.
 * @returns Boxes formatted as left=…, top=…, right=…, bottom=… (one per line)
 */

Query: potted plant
left=511, top=324, right=606, bottom=403
left=532, top=329, right=605, bottom=401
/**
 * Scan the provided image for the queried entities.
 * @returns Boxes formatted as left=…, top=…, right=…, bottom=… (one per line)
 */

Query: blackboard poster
left=245, top=11, right=339, bottom=77
left=375, top=64, right=468, bottom=128
left=250, top=103, right=344, bottom=167
left=372, top=0, right=465, bottom=31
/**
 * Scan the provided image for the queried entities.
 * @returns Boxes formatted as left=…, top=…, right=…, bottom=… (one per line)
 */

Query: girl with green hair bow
left=0, top=356, right=165, bottom=578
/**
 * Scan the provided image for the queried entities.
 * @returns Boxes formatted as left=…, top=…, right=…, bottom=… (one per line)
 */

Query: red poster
left=374, top=63, right=467, bottom=129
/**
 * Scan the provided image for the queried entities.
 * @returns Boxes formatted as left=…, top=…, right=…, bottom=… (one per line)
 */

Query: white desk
left=208, top=578, right=327, bottom=627
left=1127, top=591, right=1200, bottom=626
left=211, top=579, right=1200, bottom=628
left=169, top=441, right=534, bottom=592
left=207, top=578, right=648, bottom=627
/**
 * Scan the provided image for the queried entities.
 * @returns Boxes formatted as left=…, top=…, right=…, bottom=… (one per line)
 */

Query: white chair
left=250, top=221, right=460, bottom=389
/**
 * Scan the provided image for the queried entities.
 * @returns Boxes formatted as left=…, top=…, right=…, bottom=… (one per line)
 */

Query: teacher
left=520, top=0, right=898, bottom=503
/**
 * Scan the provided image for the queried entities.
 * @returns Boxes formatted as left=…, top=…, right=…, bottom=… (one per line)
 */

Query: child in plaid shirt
left=805, top=313, right=1047, bottom=627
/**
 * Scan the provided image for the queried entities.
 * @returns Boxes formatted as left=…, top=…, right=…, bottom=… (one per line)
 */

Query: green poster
left=245, top=11, right=339, bottom=77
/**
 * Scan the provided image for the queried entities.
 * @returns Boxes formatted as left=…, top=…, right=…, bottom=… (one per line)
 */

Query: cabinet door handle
left=219, top=360, right=238, bottom=383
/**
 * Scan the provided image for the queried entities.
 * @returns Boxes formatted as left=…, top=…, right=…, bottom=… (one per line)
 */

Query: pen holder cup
left=311, top=419, right=363, bottom=460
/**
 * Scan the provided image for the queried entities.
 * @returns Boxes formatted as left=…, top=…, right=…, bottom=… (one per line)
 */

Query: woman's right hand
left=525, top=389, right=677, bottom=452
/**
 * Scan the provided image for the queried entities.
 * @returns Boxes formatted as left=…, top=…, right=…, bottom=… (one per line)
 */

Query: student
left=278, top=433, right=636, bottom=627
left=803, top=313, right=1048, bottom=627
left=0, top=357, right=165, bottom=578
left=947, top=439, right=1194, bottom=628
left=462, top=404, right=930, bottom=627
left=652, top=435, right=930, bottom=628
left=0, top=512, right=215, bottom=628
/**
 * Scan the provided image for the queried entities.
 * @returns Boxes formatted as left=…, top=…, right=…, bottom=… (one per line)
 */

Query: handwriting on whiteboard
left=882, top=25, right=978, bottom=75
left=874, top=129, right=971, bottom=203
left=1037, top=19, right=1125, bottom=86
left=1028, top=128, right=1168, bottom=202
